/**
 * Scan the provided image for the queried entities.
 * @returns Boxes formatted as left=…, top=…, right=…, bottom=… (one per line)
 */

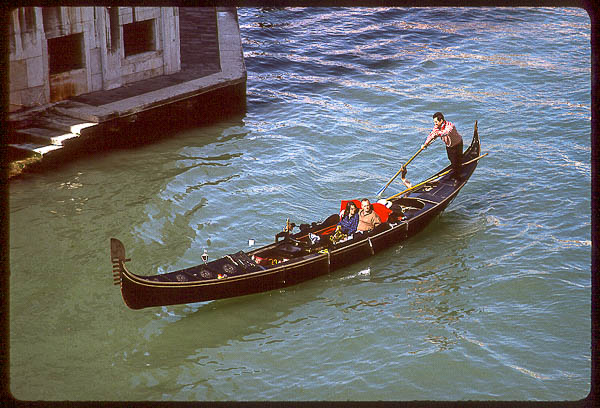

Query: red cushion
left=340, top=199, right=392, bottom=223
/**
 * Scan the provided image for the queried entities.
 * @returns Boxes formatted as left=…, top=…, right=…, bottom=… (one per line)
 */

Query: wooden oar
left=384, top=153, right=489, bottom=201
left=376, top=145, right=426, bottom=198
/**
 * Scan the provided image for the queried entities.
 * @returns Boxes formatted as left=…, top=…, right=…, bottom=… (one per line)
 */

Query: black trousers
left=446, top=140, right=463, bottom=178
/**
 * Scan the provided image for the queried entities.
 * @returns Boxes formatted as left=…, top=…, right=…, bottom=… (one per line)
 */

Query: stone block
left=120, top=60, right=135, bottom=76
left=64, top=7, right=92, bottom=29
left=120, top=9, right=133, bottom=25
left=84, top=20, right=96, bottom=49
left=134, top=58, right=151, bottom=73
left=90, top=47, right=101, bottom=75
left=9, top=142, right=62, bottom=158
left=19, top=30, right=44, bottom=60
left=26, top=55, right=45, bottom=88
left=53, top=100, right=114, bottom=122
left=81, top=7, right=95, bottom=22
left=49, top=69, right=88, bottom=102
left=121, top=51, right=162, bottom=75
left=16, top=127, right=75, bottom=145
left=10, top=59, right=28, bottom=91
left=135, top=7, right=160, bottom=21
left=91, top=73, right=103, bottom=91
left=139, top=55, right=162, bottom=72
left=9, top=90, right=22, bottom=110
left=18, top=85, right=48, bottom=107
left=122, top=66, right=162, bottom=85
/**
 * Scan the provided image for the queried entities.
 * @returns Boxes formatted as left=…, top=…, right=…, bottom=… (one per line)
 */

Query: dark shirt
left=338, top=213, right=359, bottom=235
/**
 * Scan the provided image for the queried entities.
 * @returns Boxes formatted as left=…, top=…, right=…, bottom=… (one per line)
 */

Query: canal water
left=9, top=7, right=591, bottom=401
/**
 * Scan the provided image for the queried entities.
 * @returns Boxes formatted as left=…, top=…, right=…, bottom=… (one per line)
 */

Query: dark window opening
left=108, top=7, right=120, bottom=52
left=48, top=33, right=84, bottom=74
left=123, top=19, right=155, bottom=57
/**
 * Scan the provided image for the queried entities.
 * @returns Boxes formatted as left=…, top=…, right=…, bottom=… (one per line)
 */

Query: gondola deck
left=111, top=122, right=484, bottom=309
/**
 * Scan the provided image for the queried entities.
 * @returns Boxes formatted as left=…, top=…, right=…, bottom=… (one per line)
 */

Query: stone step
left=33, top=110, right=96, bottom=134
left=8, top=142, right=63, bottom=159
left=53, top=100, right=114, bottom=123
left=15, top=127, right=80, bottom=146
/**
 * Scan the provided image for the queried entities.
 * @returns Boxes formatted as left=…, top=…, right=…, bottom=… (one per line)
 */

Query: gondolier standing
left=422, top=112, right=464, bottom=181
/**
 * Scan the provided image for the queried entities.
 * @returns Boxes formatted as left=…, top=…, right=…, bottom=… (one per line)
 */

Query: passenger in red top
left=422, top=112, right=464, bottom=182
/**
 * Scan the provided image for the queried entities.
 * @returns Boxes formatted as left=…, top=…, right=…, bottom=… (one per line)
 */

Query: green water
left=9, top=7, right=591, bottom=401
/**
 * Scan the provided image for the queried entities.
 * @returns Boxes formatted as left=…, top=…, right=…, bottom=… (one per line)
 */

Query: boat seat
left=227, top=251, right=265, bottom=271
left=171, top=251, right=265, bottom=280
left=274, top=242, right=305, bottom=257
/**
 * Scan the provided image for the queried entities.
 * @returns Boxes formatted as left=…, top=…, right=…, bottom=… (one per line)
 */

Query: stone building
left=7, top=7, right=246, bottom=179
left=9, top=6, right=181, bottom=111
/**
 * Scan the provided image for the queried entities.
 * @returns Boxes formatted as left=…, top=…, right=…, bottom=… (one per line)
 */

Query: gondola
left=111, top=122, right=484, bottom=310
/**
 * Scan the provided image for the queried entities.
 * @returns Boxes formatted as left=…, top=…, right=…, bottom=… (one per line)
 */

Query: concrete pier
left=7, top=7, right=246, bottom=178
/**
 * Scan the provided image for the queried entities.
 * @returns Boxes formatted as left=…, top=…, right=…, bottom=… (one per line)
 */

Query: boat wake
left=340, top=267, right=371, bottom=281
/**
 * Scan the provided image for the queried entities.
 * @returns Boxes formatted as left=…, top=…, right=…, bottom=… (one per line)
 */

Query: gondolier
left=422, top=112, right=464, bottom=181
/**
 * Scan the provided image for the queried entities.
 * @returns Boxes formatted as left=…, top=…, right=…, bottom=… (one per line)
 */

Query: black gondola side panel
left=369, top=223, right=407, bottom=254
left=278, top=255, right=330, bottom=287
left=330, top=240, right=373, bottom=271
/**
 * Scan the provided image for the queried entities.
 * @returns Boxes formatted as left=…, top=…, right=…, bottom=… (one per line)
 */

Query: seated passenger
left=337, top=201, right=359, bottom=235
left=330, top=201, right=359, bottom=245
left=357, top=198, right=381, bottom=232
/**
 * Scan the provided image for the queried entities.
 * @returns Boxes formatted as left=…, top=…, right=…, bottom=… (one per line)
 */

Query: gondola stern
left=110, top=238, right=136, bottom=308
left=110, top=238, right=124, bottom=286
left=110, top=238, right=126, bottom=261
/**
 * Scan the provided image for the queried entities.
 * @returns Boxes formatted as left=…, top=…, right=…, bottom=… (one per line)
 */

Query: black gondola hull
left=119, top=254, right=332, bottom=309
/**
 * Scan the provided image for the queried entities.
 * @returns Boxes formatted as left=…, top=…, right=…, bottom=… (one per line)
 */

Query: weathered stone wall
left=9, top=6, right=181, bottom=111
left=9, top=8, right=48, bottom=109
